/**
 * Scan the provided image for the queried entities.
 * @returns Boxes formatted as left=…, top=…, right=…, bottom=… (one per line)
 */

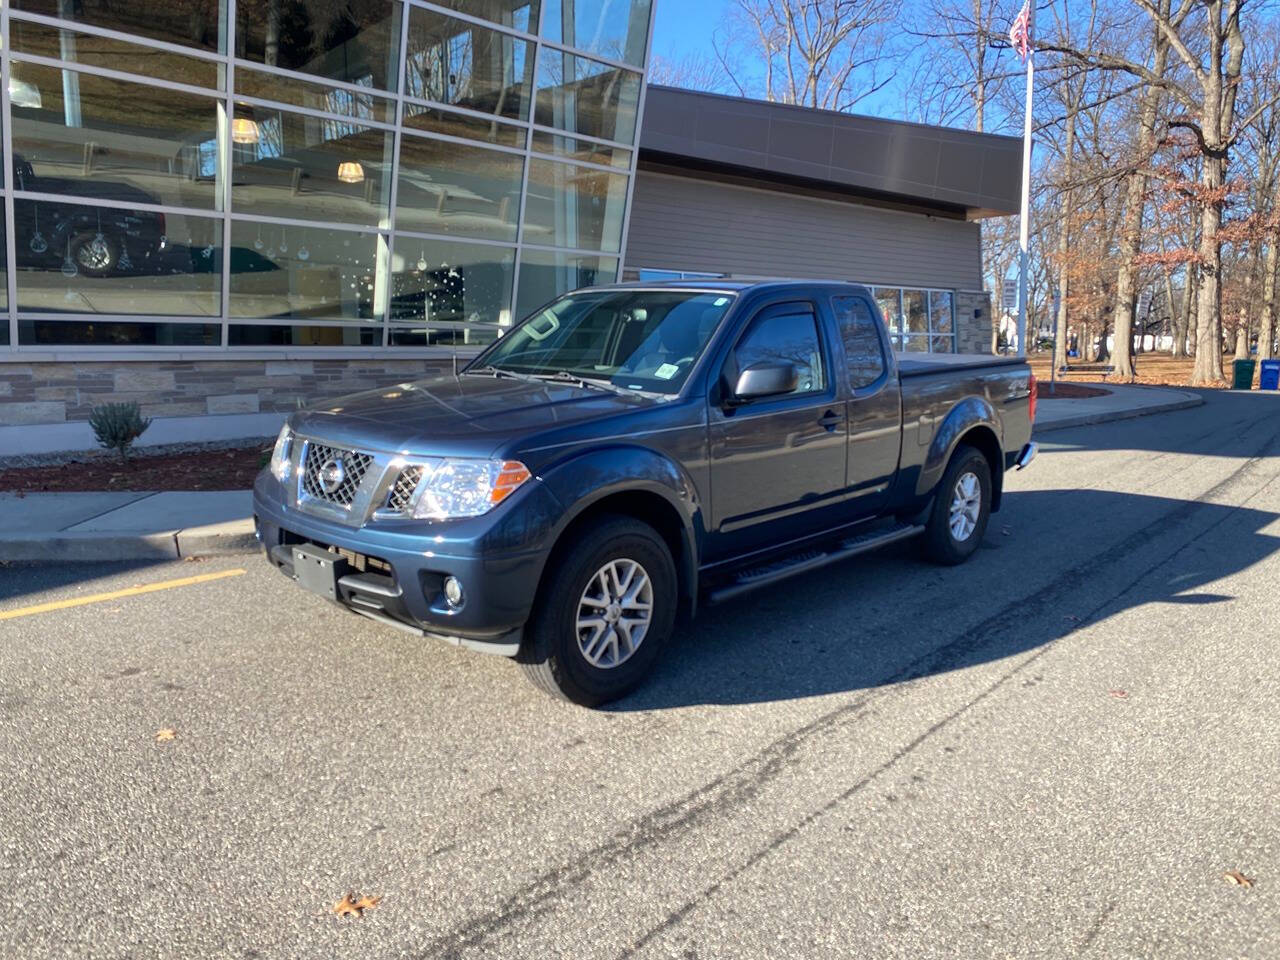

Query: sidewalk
left=2, top=383, right=1211, bottom=563
left=0, top=491, right=255, bottom=562
left=1033, top=383, right=1203, bottom=434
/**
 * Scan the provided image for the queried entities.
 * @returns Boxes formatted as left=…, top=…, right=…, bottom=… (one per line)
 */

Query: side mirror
left=731, top=361, right=798, bottom=402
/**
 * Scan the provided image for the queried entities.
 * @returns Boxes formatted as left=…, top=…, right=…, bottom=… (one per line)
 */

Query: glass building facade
left=0, top=0, right=655, bottom=352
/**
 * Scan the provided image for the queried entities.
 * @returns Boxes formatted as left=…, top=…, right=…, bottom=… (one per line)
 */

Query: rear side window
left=734, top=310, right=825, bottom=395
left=833, top=295, right=886, bottom=389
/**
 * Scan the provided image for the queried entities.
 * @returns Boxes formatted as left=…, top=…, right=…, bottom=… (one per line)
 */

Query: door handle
left=817, top=409, right=844, bottom=431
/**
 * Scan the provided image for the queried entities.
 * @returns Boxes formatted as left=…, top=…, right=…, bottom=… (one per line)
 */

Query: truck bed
left=894, top=352, right=1027, bottom=377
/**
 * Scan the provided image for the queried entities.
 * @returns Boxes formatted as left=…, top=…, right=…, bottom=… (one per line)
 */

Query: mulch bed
left=1034, top=381, right=1111, bottom=399
left=0, top=446, right=269, bottom=493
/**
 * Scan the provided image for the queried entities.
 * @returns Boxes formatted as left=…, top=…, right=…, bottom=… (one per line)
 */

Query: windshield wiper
left=539, top=370, right=647, bottom=398
left=463, top=364, right=546, bottom=386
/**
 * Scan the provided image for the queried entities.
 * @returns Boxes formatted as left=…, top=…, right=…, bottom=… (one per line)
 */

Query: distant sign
left=1003, top=278, right=1019, bottom=312
left=1137, top=289, right=1152, bottom=318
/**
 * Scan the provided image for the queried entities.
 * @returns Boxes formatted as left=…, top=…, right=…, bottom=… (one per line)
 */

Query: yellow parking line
left=0, top=568, right=246, bottom=622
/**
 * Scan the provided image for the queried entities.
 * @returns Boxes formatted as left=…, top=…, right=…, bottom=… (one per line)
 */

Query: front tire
left=922, top=446, right=992, bottom=565
left=518, top=516, right=677, bottom=707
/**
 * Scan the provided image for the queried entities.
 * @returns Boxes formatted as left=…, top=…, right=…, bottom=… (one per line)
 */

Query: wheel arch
left=534, top=448, right=702, bottom=620
left=917, top=396, right=1005, bottom=512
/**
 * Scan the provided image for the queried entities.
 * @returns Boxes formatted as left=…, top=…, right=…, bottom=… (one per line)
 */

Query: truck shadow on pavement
left=0, top=559, right=169, bottom=605
left=616, top=489, right=1280, bottom=710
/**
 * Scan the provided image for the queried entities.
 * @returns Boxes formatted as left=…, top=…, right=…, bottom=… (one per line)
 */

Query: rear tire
left=518, top=516, right=677, bottom=707
left=922, top=446, right=991, bottom=565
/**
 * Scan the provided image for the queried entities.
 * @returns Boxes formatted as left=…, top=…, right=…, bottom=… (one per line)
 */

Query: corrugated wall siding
left=624, top=171, right=985, bottom=291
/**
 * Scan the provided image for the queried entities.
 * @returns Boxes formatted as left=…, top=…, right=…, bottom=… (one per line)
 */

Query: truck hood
left=289, top=372, right=660, bottom=458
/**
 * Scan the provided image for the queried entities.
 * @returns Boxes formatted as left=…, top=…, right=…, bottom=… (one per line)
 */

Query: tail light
left=1028, top=372, right=1037, bottom=424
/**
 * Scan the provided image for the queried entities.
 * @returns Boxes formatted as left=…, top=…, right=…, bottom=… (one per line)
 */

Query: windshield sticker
left=654, top=363, right=680, bottom=380
left=713, top=297, right=729, bottom=306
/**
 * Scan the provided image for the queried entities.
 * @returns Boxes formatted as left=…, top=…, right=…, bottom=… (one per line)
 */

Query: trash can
left=1232, top=358, right=1257, bottom=389
left=1261, top=358, right=1280, bottom=391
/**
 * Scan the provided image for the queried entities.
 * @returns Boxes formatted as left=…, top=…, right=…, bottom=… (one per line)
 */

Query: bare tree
left=1044, top=0, right=1275, bottom=384
left=648, top=53, right=730, bottom=93
left=1107, top=0, right=1173, bottom=380
left=715, top=0, right=901, bottom=110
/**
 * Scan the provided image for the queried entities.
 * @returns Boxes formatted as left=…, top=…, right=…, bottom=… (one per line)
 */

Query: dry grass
left=1026, top=353, right=1260, bottom=389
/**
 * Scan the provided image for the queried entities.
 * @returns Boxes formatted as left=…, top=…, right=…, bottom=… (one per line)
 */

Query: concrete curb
left=1033, top=390, right=1204, bottom=435
left=2, top=519, right=257, bottom=563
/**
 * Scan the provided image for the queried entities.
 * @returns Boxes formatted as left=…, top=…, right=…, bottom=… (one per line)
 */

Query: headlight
left=269, top=424, right=293, bottom=481
left=412, top=459, right=530, bottom=519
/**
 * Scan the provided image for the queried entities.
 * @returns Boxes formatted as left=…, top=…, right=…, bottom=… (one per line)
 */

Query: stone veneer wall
left=0, top=358, right=458, bottom=428
left=955, top=290, right=995, bottom=355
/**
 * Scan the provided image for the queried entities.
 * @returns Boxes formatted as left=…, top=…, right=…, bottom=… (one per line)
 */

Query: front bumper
left=253, top=472, right=557, bottom=656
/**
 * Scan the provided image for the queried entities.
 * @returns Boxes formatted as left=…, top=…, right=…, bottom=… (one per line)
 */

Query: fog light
left=443, top=576, right=464, bottom=608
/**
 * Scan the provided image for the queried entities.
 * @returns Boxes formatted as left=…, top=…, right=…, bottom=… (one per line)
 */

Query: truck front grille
left=300, top=442, right=374, bottom=508
left=384, top=465, right=424, bottom=514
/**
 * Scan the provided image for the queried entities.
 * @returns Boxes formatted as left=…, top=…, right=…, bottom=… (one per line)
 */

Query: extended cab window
left=833, top=295, right=886, bottom=389
left=733, top=309, right=825, bottom=396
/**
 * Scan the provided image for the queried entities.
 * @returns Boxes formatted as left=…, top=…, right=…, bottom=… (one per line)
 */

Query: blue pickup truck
left=253, top=281, right=1036, bottom=705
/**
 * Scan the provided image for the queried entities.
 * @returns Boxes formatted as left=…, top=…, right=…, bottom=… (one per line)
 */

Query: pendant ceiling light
left=337, top=161, right=365, bottom=184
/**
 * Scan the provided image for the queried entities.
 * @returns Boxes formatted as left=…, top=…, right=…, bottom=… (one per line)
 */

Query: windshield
left=474, top=290, right=736, bottom=395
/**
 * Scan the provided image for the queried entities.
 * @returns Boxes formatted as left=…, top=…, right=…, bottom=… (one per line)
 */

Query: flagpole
left=1016, top=2, right=1035, bottom=358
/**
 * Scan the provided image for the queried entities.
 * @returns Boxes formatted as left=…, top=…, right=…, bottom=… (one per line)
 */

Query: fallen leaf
left=1223, top=870, right=1254, bottom=888
left=1109, top=689, right=1129, bottom=699
left=333, top=892, right=382, bottom=918
left=155, top=728, right=176, bottom=742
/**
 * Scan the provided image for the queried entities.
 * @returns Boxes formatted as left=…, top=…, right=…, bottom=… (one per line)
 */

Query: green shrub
left=88, top=402, right=152, bottom=463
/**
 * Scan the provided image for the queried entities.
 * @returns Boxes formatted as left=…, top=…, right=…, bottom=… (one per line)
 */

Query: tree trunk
left=1259, top=235, right=1278, bottom=360
left=1192, top=155, right=1226, bottom=384
left=1054, top=110, right=1077, bottom=372
left=1110, top=19, right=1169, bottom=381
left=1235, top=312, right=1250, bottom=359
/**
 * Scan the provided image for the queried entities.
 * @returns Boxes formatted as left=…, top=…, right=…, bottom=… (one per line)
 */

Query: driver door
left=706, top=300, right=848, bottom=556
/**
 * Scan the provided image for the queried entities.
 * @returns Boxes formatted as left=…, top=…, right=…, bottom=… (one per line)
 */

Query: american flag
left=1009, top=0, right=1032, bottom=61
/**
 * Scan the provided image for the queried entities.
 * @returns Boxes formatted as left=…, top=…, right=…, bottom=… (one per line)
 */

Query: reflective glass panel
left=18, top=319, right=220, bottom=346
left=929, top=290, right=954, bottom=333
left=514, top=249, right=617, bottom=318
left=542, top=0, right=651, bottom=66
left=235, top=67, right=395, bottom=124
left=229, top=222, right=382, bottom=321
left=10, top=21, right=223, bottom=89
left=903, top=289, right=928, bottom=333
left=1, top=220, right=7, bottom=319
left=388, top=325, right=500, bottom=347
left=14, top=200, right=221, bottom=316
left=230, top=104, right=393, bottom=225
left=404, top=7, right=533, bottom=122
left=535, top=50, right=641, bottom=144
left=10, top=0, right=223, bottom=53
left=430, top=0, right=539, bottom=33
left=395, top=135, right=523, bottom=241
left=228, top=324, right=384, bottom=346
left=873, top=287, right=901, bottom=333
left=522, top=159, right=628, bottom=252
left=403, top=103, right=527, bottom=148
left=531, top=131, right=631, bottom=169
left=901, top=335, right=930, bottom=353
left=9, top=62, right=220, bottom=209
left=390, top=237, right=515, bottom=327
left=237, top=0, right=401, bottom=91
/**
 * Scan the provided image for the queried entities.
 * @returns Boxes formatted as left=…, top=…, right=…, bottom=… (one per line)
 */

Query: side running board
left=706, top=523, right=925, bottom=605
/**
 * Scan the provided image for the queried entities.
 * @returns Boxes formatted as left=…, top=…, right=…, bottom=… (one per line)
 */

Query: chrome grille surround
left=300, top=442, right=374, bottom=509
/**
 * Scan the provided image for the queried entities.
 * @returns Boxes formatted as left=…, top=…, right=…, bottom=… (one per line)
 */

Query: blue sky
left=651, top=0, right=732, bottom=63
left=648, top=0, right=923, bottom=121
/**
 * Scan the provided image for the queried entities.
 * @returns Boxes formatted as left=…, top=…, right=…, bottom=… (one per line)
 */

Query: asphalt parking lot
left=3, top=390, right=1279, bottom=959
